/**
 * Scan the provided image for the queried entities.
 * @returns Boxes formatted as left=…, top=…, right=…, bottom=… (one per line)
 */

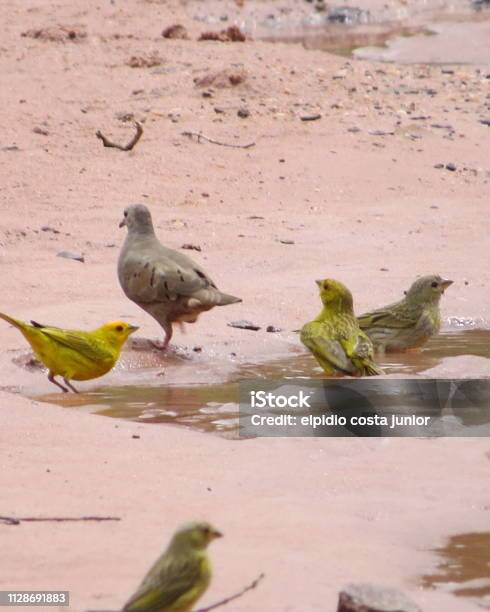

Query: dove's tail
left=217, top=292, right=242, bottom=306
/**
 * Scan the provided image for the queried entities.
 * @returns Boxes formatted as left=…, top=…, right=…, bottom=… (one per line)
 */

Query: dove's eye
left=124, top=211, right=128, bottom=217
left=431, top=281, right=438, bottom=288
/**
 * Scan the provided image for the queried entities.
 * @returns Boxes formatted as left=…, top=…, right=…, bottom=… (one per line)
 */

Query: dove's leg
left=151, top=321, right=173, bottom=351
left=63, top=378, right=79, bottom=393
left=48, top=372, right=69, bottom=393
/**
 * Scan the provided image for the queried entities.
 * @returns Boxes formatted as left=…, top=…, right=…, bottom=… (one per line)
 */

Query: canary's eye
left=115, top=324, right=124, bottom=332
left=323, top=282, right=329, bottom=290
left=431, top=281, right=438, bottom=288
left=202, top=527, right=210, bottom=535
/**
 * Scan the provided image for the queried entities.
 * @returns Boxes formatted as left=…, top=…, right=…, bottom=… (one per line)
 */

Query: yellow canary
left=122, top=522, right=222, bottom=612
left=0, top=312, right=138, bottom=392
left=301, top=279, right=382, bottom=376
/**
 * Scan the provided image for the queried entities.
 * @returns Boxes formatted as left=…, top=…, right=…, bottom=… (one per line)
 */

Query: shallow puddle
left=260, top=4, right=490, bottom=64
left=421, top=532, right=490, bottom=607
left=38, top=329, right=490, bottom=438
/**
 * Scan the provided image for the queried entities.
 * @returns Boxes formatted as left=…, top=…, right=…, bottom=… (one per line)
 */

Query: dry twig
left=182, top=130, right=255, bottom=149
left=0, top=515, right=121, bottom=525
left=195, top=573, right=265, bottom=611
left=96, top=121, right=143, bottom=151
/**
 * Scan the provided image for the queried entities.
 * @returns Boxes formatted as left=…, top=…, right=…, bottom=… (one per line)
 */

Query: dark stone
left=327, top=6, right=370, bottom=25
left=228, top=320, right=261, bottom=331
left=57, top=250, right=84, bottom=263
left=300, top=114, right=322, bottom=121
left=266, top=325, right=282, bottom=333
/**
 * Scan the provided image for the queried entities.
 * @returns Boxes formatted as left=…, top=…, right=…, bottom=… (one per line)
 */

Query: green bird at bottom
left=357, top=274, right=453, bottom=352
left=122, top=522, right=222, bottom=612
left=300, top=279, right=382, bottom=377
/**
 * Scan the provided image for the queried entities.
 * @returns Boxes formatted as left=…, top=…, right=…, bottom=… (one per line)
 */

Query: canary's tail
left=363, top=361, right=384, bottom=377
left=0, top=311, right=30, bottom=332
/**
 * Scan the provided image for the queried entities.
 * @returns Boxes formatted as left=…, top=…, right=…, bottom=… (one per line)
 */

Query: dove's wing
left=123, top=554, right=206, bottom=612
left=301, top=323, right=356, bottom=374
left=120, top=249, right=217, bottom=305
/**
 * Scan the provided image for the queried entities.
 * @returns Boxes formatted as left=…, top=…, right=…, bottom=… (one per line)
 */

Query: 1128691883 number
left=0, top=591, right=69, bottom=606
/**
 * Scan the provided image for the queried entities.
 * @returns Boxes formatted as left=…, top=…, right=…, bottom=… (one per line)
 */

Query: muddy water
left=39, top=329, right=490, bottom=437
left=421, top=532, right=490, bottom=607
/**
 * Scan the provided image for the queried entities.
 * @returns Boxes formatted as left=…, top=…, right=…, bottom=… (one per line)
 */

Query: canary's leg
left=48, top=372, right=69, bottom=393
left=151, top=321, right=173, bottom=351
left=63, top=378, right=79, bottom=393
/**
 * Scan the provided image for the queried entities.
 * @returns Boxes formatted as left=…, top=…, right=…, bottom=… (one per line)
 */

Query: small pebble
left=228, top=320, right=261, bottom=331
left=57, top=251, right=84, bottom=263
left=266, top=325, right=282, bottom=333
left=300, top=114, right=322, bottom=122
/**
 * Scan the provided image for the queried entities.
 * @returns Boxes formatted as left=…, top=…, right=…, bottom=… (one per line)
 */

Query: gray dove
left=118, top=204, right=241, bottom=349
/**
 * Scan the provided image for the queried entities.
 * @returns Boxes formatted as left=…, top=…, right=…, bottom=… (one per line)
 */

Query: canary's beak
left=119, top=218, right=126, bottom=228
left=441, top=279, right=453, bottom=291
left=315, top=280, right=322, bottom=288
left=211, top=529, right=223, bottom=539
left=128, top=325, right=139, bottom=333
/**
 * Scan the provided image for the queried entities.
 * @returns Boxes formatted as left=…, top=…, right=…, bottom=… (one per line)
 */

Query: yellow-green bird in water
left=0, top=313, right=138, bottom=393
left=357, top=274, right=453, bottom=352
left=122, top=522, right=222, bottom=612
left=301, top=279, right=382, bottom=377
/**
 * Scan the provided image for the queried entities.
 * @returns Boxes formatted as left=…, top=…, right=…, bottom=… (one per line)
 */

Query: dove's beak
left=119, top=218, right=127, bottom=228
left=441, top=279, right=453, bottom=291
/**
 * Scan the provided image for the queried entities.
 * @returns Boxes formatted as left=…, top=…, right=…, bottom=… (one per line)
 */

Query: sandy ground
left=1, top=0, right=489, bottom=610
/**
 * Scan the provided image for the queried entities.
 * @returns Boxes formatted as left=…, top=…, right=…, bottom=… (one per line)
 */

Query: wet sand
left=0, top=0, right=489, bottom=609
